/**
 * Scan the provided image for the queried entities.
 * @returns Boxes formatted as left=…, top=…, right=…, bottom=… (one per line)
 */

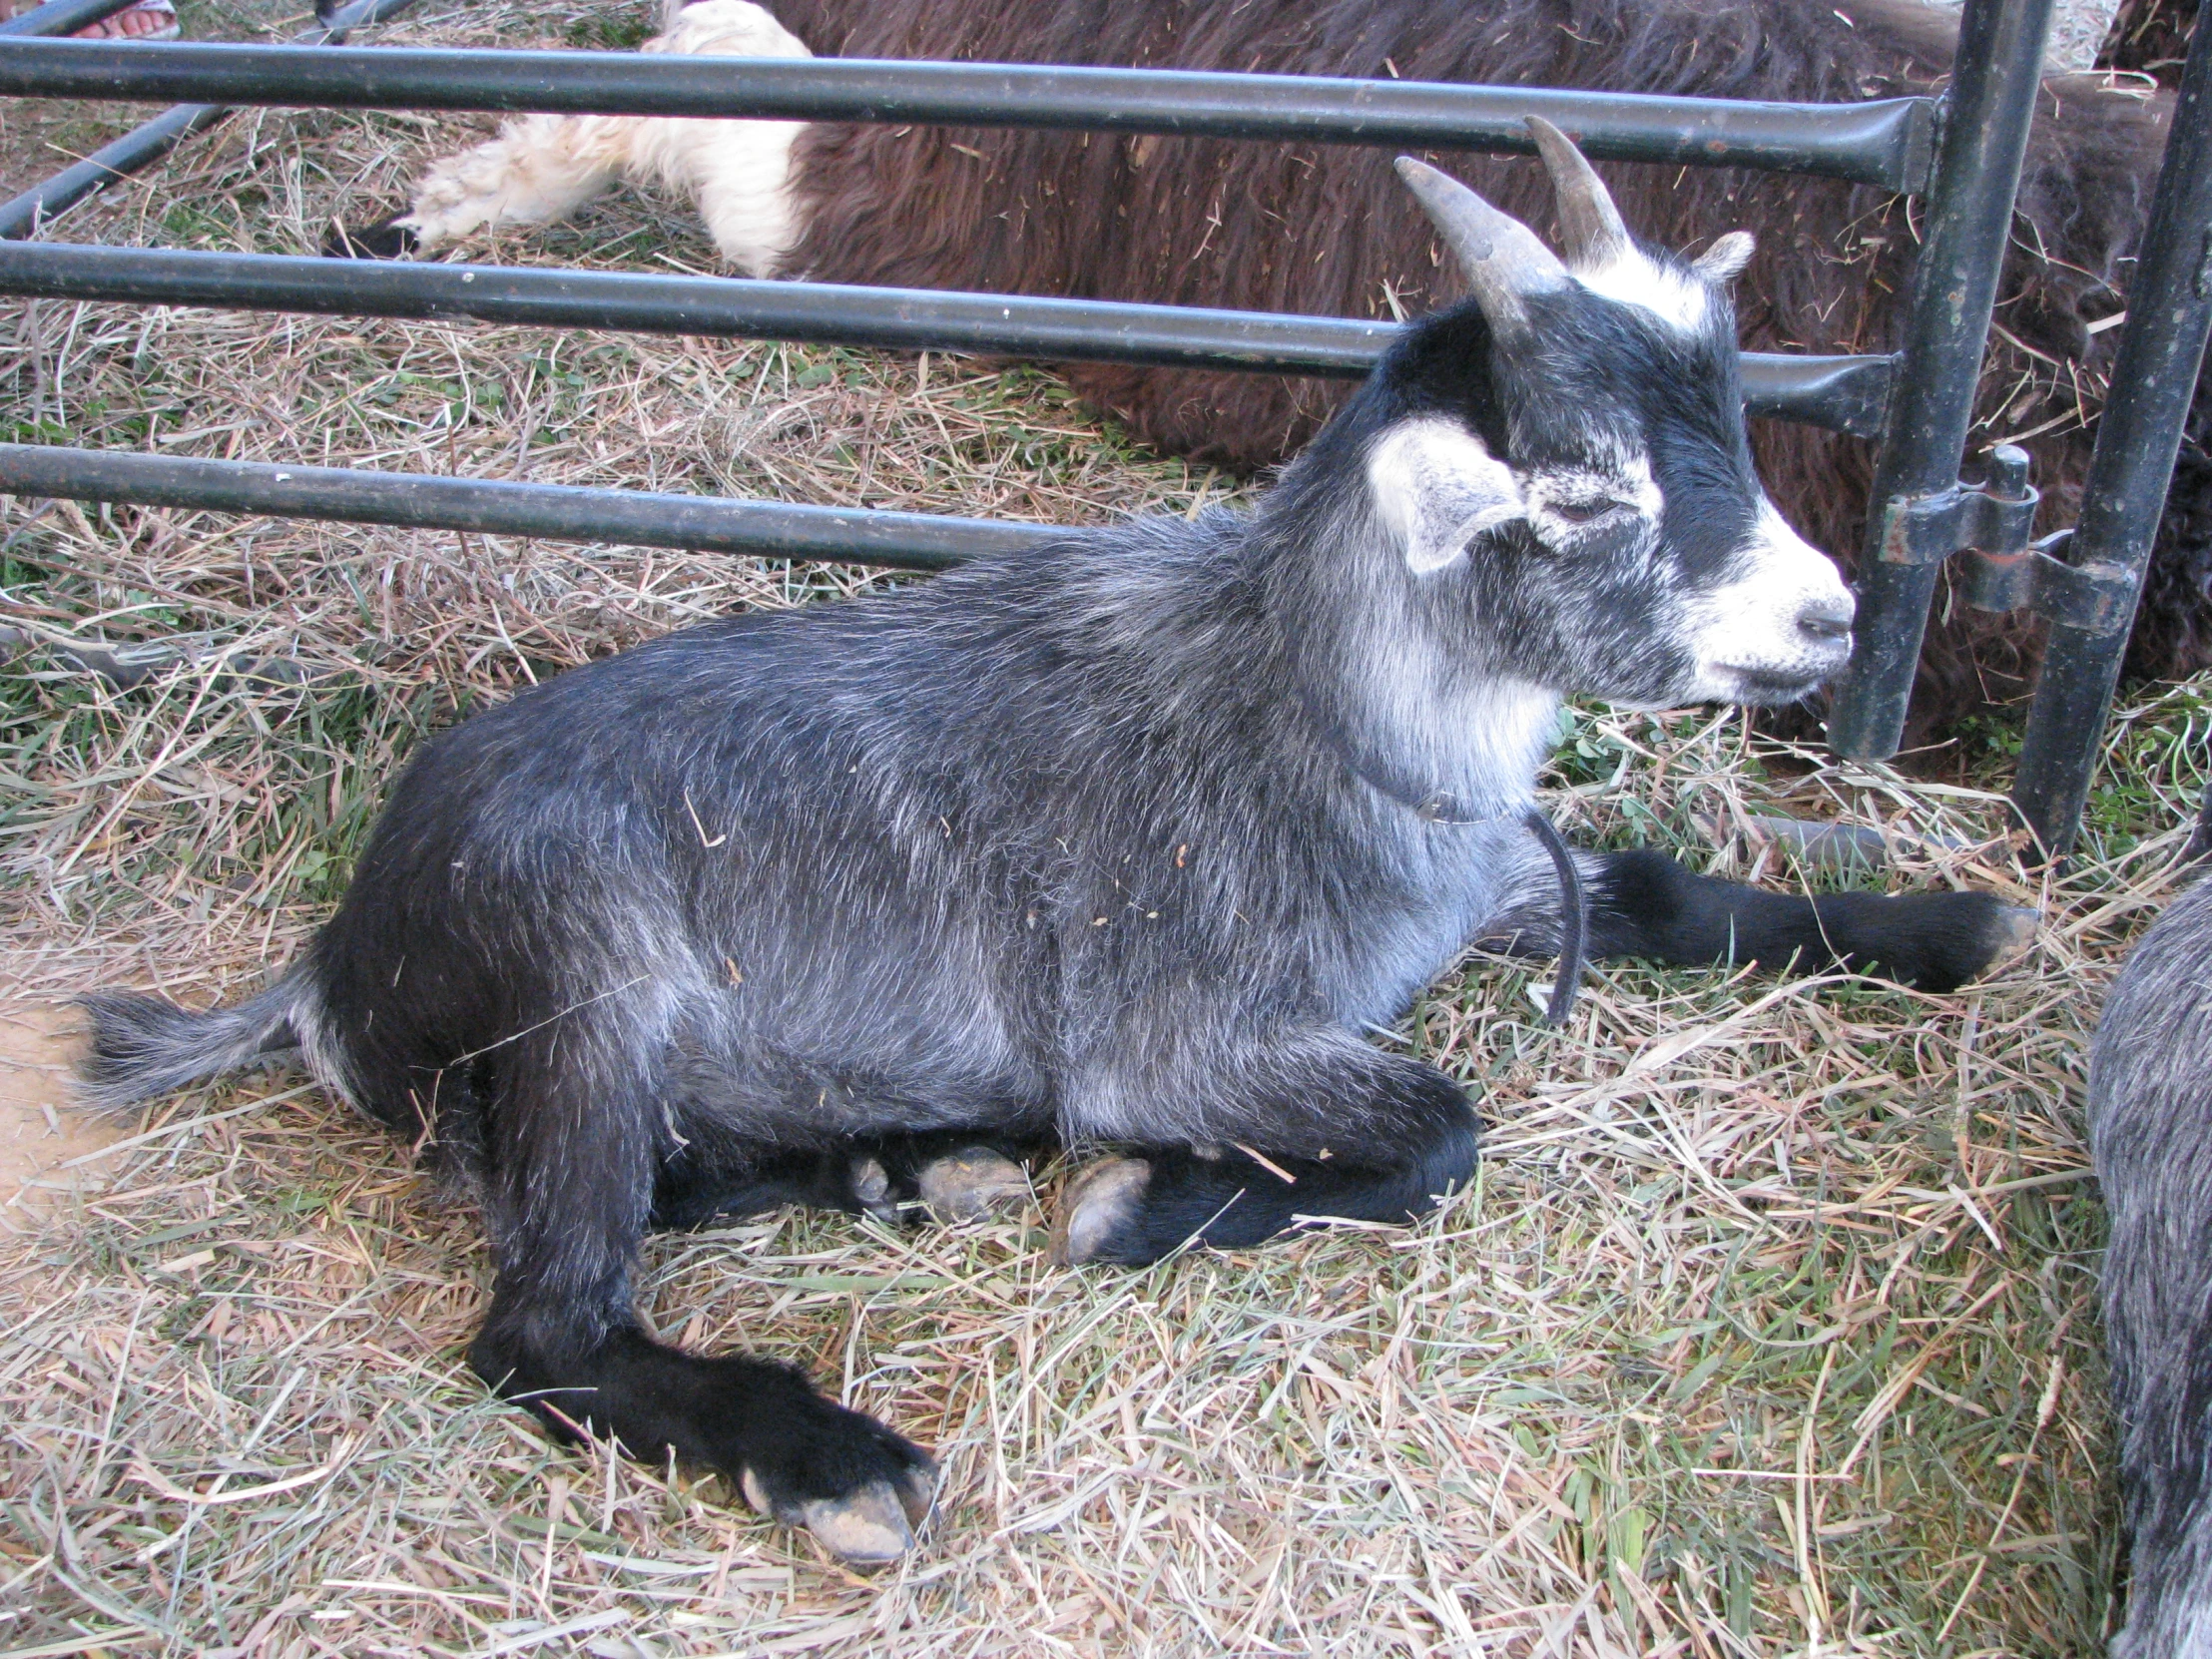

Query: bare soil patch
left=0, top=995, right=111, bottom=1228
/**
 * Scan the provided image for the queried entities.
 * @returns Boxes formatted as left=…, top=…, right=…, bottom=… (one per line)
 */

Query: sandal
left=1, top=0, right=181, bottom=38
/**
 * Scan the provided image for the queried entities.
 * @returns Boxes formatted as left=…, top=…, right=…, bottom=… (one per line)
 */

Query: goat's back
left=297, top=511, right=1525, bottom=1153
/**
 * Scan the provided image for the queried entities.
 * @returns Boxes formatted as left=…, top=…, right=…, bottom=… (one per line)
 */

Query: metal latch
left=1873, top=442, right=2136, bottom=631
left=1956, top=528, right=2141, bottom=633
left=1878, top=442, right=2039, bottom=565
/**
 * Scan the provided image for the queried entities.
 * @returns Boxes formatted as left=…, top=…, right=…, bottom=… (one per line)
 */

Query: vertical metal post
left=2012, top=0, right=2212, bottom=856
left=1826, top=0, right=2056, bottom=759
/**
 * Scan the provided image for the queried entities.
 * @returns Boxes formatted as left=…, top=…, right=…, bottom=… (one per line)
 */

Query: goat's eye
left=1551, top=498, right=1621, bottom=526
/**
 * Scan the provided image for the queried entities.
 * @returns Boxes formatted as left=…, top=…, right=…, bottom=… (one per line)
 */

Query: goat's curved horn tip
left=1523, top=116, right=1632, bottom=266
left=1393, top=154, right=1569, bottom=329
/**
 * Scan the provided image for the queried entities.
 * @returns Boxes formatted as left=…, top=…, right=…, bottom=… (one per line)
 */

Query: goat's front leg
left=379, top=111, right=638, bottom=258
left=1578, top=846, right=2036, bottom=992
left=1053, top=1035, right=1477, bottom=1266
left=471, top=1019, right=935, bottom=1563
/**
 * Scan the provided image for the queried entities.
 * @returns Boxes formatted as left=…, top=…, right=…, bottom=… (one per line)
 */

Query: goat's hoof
left=322, top=216, right=420, bottom=260
left=1049, top=1157, right=1151, bottom=1266
left=848, top=1154, right=898, bottom=1222
left=741, top=1461, right=936, bottom=1565
left=1990, top=904, right=2040, bottom=965
left=915, top=1146, right=1029, bottom=1222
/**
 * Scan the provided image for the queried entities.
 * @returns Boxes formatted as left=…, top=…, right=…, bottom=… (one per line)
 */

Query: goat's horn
left=1394, top=157, right=1567, bottom=338
left=1524, top=117, right=1631, bottom=270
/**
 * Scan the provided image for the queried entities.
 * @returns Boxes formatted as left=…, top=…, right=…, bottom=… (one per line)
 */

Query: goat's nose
left=1796, top=594, right=1856, bottom=644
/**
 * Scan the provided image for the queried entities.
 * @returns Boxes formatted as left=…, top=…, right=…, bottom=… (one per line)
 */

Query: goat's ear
left=1693, top=231, right=1756, bottom=283
left=1367, top=417, right=1525, bottom=575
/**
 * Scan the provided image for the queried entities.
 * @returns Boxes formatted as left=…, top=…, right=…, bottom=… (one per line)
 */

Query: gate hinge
left=1956, top=529, right=2140, bottom=634
left=1878, top=442, right=2038, bottom=565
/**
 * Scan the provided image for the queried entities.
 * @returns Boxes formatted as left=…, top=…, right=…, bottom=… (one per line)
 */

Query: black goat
left=2090, top=872, right=2212, bottom=1656
left=109, top=134, right=2031, bottom=1562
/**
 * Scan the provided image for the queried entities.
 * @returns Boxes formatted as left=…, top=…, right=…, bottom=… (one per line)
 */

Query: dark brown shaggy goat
left=348, top=0, right=2192, bottom=750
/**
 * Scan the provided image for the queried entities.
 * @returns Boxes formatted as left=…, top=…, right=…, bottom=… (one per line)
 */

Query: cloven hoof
left=741, top=1462, right=937, bottom=1564
left=1991, top=905, right=2041, bottom=970
left=1049, top=1157, right=1153, bottom=1266
left=915, top=1146, right=1031, bottom=1222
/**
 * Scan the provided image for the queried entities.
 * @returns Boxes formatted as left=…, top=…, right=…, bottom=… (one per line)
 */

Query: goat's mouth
left=1708, top=663, right=1836, bottom=705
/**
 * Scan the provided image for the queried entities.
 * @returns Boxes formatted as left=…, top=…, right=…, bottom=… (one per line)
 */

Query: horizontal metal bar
left=0, top=241, right=1392, bottom=372
left=0, top=0, right=421, bottom=240
left=1739, top=352, right=1893, bottom=440
left=0, top=0, right=149, bottom=39
left=0, top=242, right=1895, bottom=434
left=0, top=444, right=1058, bottom=569
left=0, top=40, right=1937, bottom=192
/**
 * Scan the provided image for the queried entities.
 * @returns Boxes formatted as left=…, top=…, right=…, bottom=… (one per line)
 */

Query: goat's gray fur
left=83, top=137, right=2030, bottom=1564
left=2093, top=874, right=2212, bottom=1657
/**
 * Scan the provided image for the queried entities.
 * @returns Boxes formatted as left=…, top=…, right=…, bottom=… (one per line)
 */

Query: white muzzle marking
left=1687, top=500, right=1855, bottom=701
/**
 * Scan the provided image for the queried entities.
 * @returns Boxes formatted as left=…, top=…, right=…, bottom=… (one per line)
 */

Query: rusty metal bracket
left=1877, top=441, right=2039, bottom=566
left=1868, top=438, right=2137, bottom=631
left=1956, top=528, right=2142, bottom=633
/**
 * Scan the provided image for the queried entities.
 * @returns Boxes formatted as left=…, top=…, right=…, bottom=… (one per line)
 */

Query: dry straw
left=0, top=0, right=2190, bottom=1651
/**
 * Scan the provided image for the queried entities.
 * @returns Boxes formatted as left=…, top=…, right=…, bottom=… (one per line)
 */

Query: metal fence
left=0, top=0, right=2205, bottom=854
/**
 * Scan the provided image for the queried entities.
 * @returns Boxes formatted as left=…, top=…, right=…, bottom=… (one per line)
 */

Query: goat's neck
left=1265, top=502, right=1559, bottom=827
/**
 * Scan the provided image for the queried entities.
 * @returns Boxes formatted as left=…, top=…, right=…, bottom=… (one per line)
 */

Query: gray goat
left=2092, top=872, right=2212, bottom=1655
left=83, top=128, right=2033, bottom=1563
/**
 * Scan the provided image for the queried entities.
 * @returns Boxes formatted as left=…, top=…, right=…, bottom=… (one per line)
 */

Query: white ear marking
left=1367, top=416, right=1525, bottom=575
left=1693, top=231, right=1756, bottom=283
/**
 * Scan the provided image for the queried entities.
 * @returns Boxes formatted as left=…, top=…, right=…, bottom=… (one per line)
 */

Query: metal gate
left=0, top=0, right=2207, bottom=855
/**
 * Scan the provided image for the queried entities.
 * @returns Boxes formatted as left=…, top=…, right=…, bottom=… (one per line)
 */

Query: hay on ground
left=0, top=1, right=2184, bottom=1650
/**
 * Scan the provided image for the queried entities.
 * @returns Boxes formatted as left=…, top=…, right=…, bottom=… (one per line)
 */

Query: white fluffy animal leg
left=645, top=117, right=809, bottom=276
left=393, top=0, right=813, bottom=274
left=396, top=111, right=638, bottom=255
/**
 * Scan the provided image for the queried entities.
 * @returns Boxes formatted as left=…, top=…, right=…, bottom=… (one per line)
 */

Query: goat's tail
left=76, top=976, right=316, bottom=1111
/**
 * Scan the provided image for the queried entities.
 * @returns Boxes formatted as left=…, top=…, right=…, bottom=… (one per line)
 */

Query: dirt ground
left=0, top=994, right=113, bottom=1229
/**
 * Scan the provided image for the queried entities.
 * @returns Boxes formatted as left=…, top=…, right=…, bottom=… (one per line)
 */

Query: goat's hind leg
left=1054, top=1038, right=1476, bottom=1266
left=471, top=1023, right=934, bottom=1562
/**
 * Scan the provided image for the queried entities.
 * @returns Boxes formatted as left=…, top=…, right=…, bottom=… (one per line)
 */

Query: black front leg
left=1585, top=848, right=2034, bottom=992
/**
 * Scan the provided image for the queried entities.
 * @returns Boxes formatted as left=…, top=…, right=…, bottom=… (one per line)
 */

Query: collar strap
left=1294, top=688, right=1586, bottom=1025
left=1519, top=805, right=1586, bottom=1028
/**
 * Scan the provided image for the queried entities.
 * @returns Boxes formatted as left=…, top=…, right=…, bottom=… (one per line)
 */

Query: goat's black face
left=1369, top=144, right=1855, bottom=709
